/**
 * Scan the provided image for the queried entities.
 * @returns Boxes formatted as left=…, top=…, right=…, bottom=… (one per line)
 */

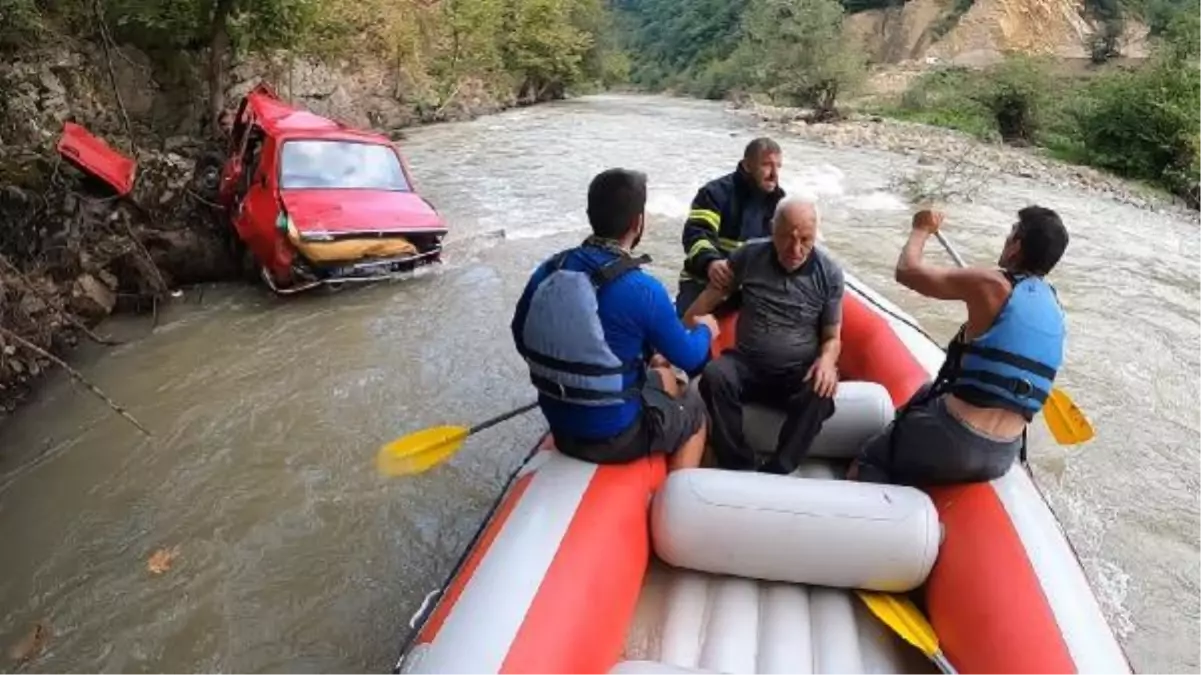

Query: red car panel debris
left=56, top=122, right=137, bottom=196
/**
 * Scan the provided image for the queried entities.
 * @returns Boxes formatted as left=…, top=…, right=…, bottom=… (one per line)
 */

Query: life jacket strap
left=956, top=369, right=1049, bottom=405
left=961, top=343, right=1057, bottom=380
left=529, top=373, right=643, bottom=402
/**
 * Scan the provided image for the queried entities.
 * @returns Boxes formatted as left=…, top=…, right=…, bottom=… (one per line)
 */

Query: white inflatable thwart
left=651, top=469, right=941, bottom=592
left=743, top=381, right=895, bottom=459
left=609, top=660, right=716, bottom=674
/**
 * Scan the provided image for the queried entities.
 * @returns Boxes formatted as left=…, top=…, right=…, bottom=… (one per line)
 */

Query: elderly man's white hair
left=771, top=196, right=821, bottom=231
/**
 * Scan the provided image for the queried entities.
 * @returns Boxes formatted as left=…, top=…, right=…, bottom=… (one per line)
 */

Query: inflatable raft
left=394, top=269, right=1130, bottom=674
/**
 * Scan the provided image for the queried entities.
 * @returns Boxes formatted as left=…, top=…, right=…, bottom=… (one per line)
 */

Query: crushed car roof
left=245, top=89, right=392, bottom=144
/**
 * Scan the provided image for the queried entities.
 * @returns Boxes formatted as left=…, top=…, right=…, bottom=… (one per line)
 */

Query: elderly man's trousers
left=698, top=350, right=836, bottom=474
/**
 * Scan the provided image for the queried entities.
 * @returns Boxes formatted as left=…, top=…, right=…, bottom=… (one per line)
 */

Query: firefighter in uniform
left=675, top=137, right=786, bottom=316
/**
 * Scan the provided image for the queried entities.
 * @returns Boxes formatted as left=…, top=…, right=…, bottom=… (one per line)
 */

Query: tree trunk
left=208, top=0, right=237, bottom=136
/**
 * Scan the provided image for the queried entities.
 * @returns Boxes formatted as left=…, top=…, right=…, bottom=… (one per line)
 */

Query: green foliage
left=1071, top=16, right=1200, bottom=197
left=0, top=0, right=43, bottom=50
left=614, top=0, right=745, bottom=89
left=501, top=0, right=593, bottom=99
left=1140, top=0, right=1201, bottom=35
left=616, top=0, right=864, bottom=114
left=734, top=0, right=866, bottom=116
left=5, top=0, right=620, bottom=110
left=887, top=30, right=1200, bottom=202
left=967, top=56, right=1052, bottom=144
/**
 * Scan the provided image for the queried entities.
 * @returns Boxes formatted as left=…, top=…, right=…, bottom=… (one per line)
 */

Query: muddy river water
left=0, top=94, right=1197, bottom=673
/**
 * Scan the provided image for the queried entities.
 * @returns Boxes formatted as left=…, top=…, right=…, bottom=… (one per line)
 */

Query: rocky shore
left=0, top=43, right=521, bottom=419
left=735, top=101, right=1191, bottom=214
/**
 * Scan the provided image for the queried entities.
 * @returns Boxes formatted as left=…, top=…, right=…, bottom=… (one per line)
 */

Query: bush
left=1071, top=20, right=1200, bottom=198
left=0, top=0, right=42, bottom=50
left=968, top=56, right=1052, bottom=145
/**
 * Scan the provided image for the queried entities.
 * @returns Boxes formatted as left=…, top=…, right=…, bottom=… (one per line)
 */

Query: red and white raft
left=395, top=269, right=1130, bottom=675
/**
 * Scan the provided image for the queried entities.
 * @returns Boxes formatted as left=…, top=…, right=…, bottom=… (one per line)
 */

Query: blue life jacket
left=948, top=274, right=1065, bottom=420
left=516, top=250, right=650, bottom=407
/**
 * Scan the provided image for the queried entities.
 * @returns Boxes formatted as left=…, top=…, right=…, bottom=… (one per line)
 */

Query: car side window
left=237, top=126, right=267, bottom=197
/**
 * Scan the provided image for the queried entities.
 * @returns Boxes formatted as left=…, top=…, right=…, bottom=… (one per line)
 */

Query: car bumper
left=263, top=246, right=443, bottom=295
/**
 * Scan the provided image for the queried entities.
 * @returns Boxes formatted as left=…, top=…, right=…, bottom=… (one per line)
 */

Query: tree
left=734, top=0, right=865, bottom=119
left=102, top=0, right=319, bottom=133
left=501, top=0, right=593, bottom=102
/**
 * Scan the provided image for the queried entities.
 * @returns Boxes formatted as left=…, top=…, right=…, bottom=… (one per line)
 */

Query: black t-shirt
left=729, top=241, right=845, bottom=374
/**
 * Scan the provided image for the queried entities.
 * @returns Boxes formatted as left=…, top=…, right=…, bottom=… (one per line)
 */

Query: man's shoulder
left=697, top=171, right=737, bottom=200
left=734, top=238, right=774, bottom=263
left=811, top=246, right=845, bottom=281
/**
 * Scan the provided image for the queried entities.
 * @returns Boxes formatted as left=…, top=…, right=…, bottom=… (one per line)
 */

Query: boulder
left=70, top=273, right=117, bottom=319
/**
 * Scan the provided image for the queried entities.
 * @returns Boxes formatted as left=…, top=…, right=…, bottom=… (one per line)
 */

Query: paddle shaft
left=469, top=401, right=540, bottom=435
left=933, top=651, right=958, bottom=674
left=934, top=231, right=967, bottom=268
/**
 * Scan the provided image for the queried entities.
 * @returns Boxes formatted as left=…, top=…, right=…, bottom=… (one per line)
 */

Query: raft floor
left=619, top=461, right=932, bottom=675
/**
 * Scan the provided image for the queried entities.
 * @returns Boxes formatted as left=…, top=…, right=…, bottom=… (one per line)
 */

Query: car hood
left=280, top=189, right=445, bottom=235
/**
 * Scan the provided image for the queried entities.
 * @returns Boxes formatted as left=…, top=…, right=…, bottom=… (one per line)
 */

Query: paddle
left=856, top=590, right=957, bottom=674
left=376, top=402, right=539, bottom=477
left=933, top=231, right=1095, bottom=445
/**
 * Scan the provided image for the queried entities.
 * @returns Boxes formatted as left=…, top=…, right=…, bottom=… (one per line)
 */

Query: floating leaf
left=9, top=621, right=49, bottom=664
left=147, top=545, right=180, bottom=575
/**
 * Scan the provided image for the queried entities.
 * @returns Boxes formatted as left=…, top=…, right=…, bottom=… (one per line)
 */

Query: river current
left=1, top=94, right=1197, bottom=673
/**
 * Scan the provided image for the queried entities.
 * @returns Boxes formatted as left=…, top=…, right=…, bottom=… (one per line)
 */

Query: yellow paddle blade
left=376, top=425, right=470, bottom=477
left=1043, top=387, right=1095, bottom=445
left=856, top=591, right=940, bottom=658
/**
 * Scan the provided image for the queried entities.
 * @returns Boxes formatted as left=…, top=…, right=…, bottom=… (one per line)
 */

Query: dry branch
left=0, top=326, right=151, bottom=436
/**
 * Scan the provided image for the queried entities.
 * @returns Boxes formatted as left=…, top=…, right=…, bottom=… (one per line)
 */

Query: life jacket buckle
left=1013, top=379, right=1034, bottom=397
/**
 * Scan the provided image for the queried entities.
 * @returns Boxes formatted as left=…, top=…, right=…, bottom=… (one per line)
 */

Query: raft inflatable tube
left=394, top=267, right=1130, bottom=675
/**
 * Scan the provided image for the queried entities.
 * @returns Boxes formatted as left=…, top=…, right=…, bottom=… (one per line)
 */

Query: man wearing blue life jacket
left=511, top=168, right=721, bottom=471
left=850, top=206, right=1070, bottom=486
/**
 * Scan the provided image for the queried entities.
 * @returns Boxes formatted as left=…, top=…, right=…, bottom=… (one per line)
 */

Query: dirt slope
left=845, top=0, right=1151, bottom=66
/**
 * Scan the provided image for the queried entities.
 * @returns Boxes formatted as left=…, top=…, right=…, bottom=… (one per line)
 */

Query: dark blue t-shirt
left=512, top=244, right=712, bottom=441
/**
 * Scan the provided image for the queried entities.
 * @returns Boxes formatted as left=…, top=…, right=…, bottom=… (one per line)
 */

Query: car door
left=218, top=98, right=253, bottom=207
left=234, top=134, right=288, bottom=278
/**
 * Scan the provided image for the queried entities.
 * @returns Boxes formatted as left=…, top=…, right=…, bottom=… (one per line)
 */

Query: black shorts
left=555, top=372, right=707, bottom=465
left=853, top=384, right=1023, bottom=486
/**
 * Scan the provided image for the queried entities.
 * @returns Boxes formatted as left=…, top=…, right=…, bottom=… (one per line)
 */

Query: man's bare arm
left=895, top=229, right=1006, bottom=302
left=817, top=322, right=841, bottom=365
left=683, top=283, right=729, bottom=327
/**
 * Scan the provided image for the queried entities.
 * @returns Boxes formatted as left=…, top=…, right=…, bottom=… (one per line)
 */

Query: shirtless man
left=850, top=206, right=1069, bottom=485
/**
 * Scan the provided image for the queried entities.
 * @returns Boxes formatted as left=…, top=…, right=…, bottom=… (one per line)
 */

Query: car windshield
left=279, top=140, right=410, bottom=191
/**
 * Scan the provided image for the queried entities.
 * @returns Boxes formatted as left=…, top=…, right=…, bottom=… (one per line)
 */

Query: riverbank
left=0, top=42, right=535, bottom=421
left=734, top=100, right=1192, bottom=214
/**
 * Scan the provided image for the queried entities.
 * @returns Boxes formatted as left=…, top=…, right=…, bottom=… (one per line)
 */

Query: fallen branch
left=0, top=326, right=151, bottom=436
left=433, top=83, right=464, bottom=119
left=895, top=144, right=994, bottom=206
left=93, top=0, right=136, bottom=156
left=0, top=254, right=124, bottom=347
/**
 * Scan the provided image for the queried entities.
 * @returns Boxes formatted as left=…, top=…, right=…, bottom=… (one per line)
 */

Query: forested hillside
left=1, top=0, right=627, bottom=135
left=615, top=0, right=865, bottom=116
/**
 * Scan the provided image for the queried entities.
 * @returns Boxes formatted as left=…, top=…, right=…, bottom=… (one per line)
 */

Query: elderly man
left=684, top=198, right=843, bottom=474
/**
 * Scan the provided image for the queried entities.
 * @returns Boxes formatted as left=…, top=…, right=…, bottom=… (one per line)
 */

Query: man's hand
left=707, top=259, right=733, bottom=290
left=693, top=313, right=721, bottom=340
left=912, top=209, right=944, bottom=235
left=805, top=356, right=839, bottom=398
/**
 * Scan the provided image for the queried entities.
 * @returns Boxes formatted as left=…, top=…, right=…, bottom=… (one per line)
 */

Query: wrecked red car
left=216, top=85, right=446, bottom=293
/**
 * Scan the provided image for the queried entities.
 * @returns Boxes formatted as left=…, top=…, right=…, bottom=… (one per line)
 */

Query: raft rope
left=393, top=438, right=545, bottom=673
